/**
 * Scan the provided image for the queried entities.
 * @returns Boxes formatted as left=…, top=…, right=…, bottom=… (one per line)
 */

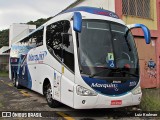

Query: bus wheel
left=13, top=76, right=16, bottom=87
left=46, top=84, right=61, bottom=108
left=12, top=73, right=16, bottom=87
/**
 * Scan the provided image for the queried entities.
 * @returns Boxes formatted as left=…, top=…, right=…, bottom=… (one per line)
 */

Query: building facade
left=116, top=0, right=160, bottom=88
left=66, top=0, right=160, bottom=88
left=9, top=23, right=36, bottom=48
left=0, top=24, right=36, bottom=72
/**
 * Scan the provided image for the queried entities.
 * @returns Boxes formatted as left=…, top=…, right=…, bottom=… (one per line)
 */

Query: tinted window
left=78, top=20, right=138, bottom=78
left=63, top=22, right=74, bottom=72
left=46, top=21, right=64, bottom=61
left=32, top=28, right=43, bottom=47
left=46, top=20, right=74, bottom=72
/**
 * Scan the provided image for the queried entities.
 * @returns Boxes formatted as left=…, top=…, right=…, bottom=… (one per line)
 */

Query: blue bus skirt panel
left=17, top=64, right=32, bottom=89
left=10, top=58, right=32, bottom=89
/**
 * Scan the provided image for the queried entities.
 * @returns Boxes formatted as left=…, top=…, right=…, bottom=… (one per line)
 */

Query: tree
left=27, top=17, right=52, bottom=28
left=0, top=29, right=9, bottom=48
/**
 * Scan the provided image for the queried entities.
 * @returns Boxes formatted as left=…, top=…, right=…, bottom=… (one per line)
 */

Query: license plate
left=111, top=100, right=122, bottom=105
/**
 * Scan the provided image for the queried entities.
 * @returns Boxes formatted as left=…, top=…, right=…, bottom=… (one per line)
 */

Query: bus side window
left=32, top=28, right=43, bottom=47
left=46, top=21, right=63, bottom=61
left=62, top=21, right=74, bottom=72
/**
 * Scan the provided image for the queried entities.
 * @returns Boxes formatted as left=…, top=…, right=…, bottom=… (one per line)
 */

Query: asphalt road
left=0, top=77, right=158, bottom=120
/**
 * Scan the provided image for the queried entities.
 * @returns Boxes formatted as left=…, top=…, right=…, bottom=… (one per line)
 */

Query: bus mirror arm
left=127, top=24, right=151, bottom=44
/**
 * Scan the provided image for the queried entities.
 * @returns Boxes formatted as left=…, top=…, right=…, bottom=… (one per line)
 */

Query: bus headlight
left=131, top=86, right=142, bottom=95
left=76, top=85, right=98, bottom=96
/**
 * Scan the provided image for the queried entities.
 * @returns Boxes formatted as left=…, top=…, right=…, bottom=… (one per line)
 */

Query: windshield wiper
left=89, top=68, right=139, bottom=78
left=119, top=70, right=139, bottom=77
left=89, top=68, right=111, bottom=78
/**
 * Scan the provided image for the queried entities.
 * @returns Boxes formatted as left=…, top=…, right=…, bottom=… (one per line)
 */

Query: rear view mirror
left=73, top=12, right=82, bottom=32
left=127, top=24, right=151, bottom=44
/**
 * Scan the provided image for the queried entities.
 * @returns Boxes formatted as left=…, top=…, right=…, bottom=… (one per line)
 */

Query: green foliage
left=0, top=29, right=9, bottom=48
left=140, top=89, right=160, bottom=111
left=0, top=71, right=9, bottom=77
left=27, top=17, right=52, bottom=28
left=0, top=17, right=52, bottom=47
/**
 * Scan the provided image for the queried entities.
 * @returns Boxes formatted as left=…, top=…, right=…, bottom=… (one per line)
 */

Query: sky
left=0, top=0, right=76, bottom=30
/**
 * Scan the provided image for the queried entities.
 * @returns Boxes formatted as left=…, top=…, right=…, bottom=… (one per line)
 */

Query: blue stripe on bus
left=82, top=76, right=138, bottom=97
left=61, top=6, right=119, bottom=19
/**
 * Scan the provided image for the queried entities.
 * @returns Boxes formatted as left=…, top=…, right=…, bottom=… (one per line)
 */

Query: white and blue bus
left=10, top=7, right=151, bottom=109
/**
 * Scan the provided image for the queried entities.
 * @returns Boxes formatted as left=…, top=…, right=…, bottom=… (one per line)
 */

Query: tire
left=13, top=74, right=16, bottom=87
left=45, top=84, right=61, bottom=108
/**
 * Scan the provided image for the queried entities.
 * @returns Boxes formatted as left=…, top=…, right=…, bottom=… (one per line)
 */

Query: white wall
left=71, top=0, right=115, bottom=12
left=0, top=46, right=9, bottom=54
left=9, top=23, right=36, bottom=47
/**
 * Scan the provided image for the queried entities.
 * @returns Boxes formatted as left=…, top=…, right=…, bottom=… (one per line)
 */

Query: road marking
left=20, top=91, right=30, bottom=97
left=56, top=112, right=75, bottom=120
left=0, top=80, right=4, bottom=83
left=0, top=80, right=30, bottom=97
left=8, top=83, right=13, bottom=87
left=0, top=80, right=13, bottom=87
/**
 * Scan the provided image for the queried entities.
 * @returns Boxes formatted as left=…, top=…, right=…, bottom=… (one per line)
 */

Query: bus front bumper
left=73, top=92, right=142, bottom=109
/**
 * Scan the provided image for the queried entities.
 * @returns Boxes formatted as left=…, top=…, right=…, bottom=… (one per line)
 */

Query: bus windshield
left=78, top=20, right=139, bottom=78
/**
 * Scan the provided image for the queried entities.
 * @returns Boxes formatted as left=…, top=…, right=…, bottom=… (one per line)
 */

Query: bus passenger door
left=61, top=66, right=74, bottom=107
left=46, top=20, right=75, bottom=107
left=60, top=21, right=75, bottom=107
